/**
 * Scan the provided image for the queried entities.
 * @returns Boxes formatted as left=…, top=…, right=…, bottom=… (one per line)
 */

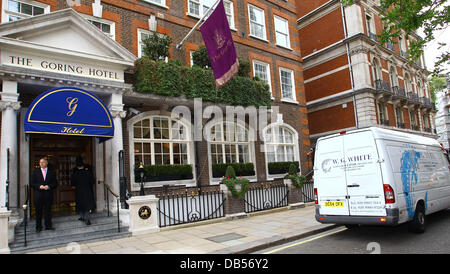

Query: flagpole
left=175, top=0, right=222, bottom=50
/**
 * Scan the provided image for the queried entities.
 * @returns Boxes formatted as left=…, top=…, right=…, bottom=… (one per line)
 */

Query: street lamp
left=138, top=162, right=145, bottom=196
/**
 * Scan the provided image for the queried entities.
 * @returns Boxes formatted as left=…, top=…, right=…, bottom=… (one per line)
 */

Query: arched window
left=209, top=122, right=251, bottom=164
left=132, top=116, right=191, bottom=166
left=404, top=73, right=412, bottom=93
left=389, top=66, right=398, bottom=88
left=372, top=59, right=381, bottom=82
left=264, top=125, right=297, bottom=163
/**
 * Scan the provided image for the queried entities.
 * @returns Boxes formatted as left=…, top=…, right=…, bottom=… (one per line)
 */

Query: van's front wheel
left=409, top=205, right=425, bottom=233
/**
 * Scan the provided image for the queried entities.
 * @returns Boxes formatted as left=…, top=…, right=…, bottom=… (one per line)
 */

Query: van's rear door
left=343, top=131, right=386, bottom=216
left=315, top=135, right=350, bottom=216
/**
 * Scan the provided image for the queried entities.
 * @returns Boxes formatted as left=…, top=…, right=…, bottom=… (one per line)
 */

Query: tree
left=192, top=46, right=211, bottom=69
left=342, top=0, right=449, bottom=76
left=142, top=32, right=172, bottom=61
left=429, top=76, right=447, bottom=103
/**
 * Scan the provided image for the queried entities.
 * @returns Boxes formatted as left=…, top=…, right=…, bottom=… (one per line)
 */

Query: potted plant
left=284, top=163, right=306, bottom=189
left=221, top=166, right=249, bottom=199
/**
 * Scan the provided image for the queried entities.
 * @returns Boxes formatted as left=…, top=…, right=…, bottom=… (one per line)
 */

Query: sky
left=422, top=26, right=450, bottom=76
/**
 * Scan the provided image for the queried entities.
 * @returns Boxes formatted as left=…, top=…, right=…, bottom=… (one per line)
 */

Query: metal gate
left=157, top=187, right=225, bottom=228
left=244, top=180, right=289, bottom=213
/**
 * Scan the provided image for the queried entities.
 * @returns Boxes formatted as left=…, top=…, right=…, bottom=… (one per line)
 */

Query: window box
left=268, top=161, right=299, bottom=175
left=212, top=162, right=255, bottom=178
left=136, top=164, right=193, bottom=182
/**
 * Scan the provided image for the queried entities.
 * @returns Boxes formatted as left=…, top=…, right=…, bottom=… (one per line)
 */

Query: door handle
left=347, top=184, right=360, bottom=188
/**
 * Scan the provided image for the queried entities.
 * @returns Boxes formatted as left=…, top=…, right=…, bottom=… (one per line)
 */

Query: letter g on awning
left=24, top=87, right=114, bottom=142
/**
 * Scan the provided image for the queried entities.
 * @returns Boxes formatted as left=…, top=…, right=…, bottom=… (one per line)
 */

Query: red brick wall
left=298, top=8, right=344, bottom=57
left=308, top=102, right=355, bottom=135
left=305, top=68, right=351, bottom=102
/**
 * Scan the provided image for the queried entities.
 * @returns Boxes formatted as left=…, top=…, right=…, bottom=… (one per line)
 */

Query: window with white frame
left=209, top=122, right=251, bottom=164
left=248, top=4, right=266, bottom=40
left=274, top=15, right=290, bottom=48
left=389, top=66, right=398, bottom=88
left=188, top=0, right=235, bottom=28
left=280, top=67, right=296, bottom=101
left=133, top=116, right=191, bottom=166
left=137, top=29, right=170, bottom=60
left=264, top=126, right=297, bottom=163
left=86, top=17, right=115, bottom=40
left=143, top=0, right=167, bottom=8
left=253, top=60, right=271, bottom=92
left=3, top=0, right=48, bottom=22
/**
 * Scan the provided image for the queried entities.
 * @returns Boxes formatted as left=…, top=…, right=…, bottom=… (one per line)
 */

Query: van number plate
left=324, top=201, right=345, bottom=207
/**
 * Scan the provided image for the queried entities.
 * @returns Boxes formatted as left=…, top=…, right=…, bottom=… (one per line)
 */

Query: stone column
left=105, top=93, right=128, bottom=224
left=0, top=207, right=11, bottom=254
left=219, top=184, right=246, bottom=219
left=0, top=80, right=20, bottom=210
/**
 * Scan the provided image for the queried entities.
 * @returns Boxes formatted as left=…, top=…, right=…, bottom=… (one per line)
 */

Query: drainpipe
left=341, top=3, right=359, bottom=129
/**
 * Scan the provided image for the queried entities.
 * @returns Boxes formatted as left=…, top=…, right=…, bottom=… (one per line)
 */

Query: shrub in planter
left=268, top=161, right=299, bottom=175
left=222, top=166, right=249, bottom=199
left=212, top=162, right=255, bottom=178
left=135, top=164, right=193, bottom=182
left=284, top=163, right=306, bottom=189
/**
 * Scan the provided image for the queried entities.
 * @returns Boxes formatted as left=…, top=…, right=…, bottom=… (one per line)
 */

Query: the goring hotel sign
left=1, top=50, right=123, bottom=82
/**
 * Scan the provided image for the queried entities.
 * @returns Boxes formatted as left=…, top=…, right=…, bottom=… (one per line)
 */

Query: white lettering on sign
left=3, top=51, right=123, bottom=82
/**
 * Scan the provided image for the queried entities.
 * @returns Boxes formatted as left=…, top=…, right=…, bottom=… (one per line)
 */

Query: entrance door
left=30, top=134, right=93, bottom=217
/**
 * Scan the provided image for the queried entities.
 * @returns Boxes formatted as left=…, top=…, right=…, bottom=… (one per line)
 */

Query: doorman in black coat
left=30, top=157, right=58, bottom=232
left=71, top=156, right=96, bottom=225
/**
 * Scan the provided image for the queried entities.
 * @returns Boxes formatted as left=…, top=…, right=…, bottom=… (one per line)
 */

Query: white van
left=314, top=127, right=450, bottom=233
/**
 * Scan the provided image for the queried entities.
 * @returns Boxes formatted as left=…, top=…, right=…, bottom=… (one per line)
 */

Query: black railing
left=22, top=184, right=30, bottom=247
left=103, top=182, right=120, bottom=233
left=5, top=148, right=9, bottom=209
left=408, top=92, right=420, bottom=103
left=424, top=127, right=432, bottom=133
left=157, top=186, right=225, bottom=228
left=301, top=181, right=315, bottom=203
left=421, top=97, right=432, bottom=107
left=375, top=79, right=391, bottom=93
left=244, top=180, right=289, bottom=213
left=397, top=122, right=405, bottom=129
left=380, top=119, right=390, bottom=126
left=411, top=125, right=420, bottom=131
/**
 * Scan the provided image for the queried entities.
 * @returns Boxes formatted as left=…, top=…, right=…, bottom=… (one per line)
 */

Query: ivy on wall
left=134, top=57, right=272, bottom=107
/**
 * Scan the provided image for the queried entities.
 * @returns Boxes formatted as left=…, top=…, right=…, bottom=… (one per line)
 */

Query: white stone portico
left=0, top=8, right=137, bottom=246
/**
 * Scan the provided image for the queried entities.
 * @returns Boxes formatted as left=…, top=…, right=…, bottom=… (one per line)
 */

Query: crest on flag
left=200, top=0, right=239, bottom=88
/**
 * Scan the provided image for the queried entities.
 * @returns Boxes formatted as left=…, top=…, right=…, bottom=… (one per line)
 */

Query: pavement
left=28, top=203, right=338, bottom=254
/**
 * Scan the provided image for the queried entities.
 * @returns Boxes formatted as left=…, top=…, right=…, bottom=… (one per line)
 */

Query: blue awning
left=24, top=87, right=114, bottom=141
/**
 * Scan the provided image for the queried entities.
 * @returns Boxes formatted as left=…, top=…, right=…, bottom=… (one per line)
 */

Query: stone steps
left=10, top=212, right=130, bottom=254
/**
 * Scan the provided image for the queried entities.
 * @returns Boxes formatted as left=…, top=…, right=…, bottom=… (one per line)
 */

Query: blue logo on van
left=400, top=150, right=425, bottom=219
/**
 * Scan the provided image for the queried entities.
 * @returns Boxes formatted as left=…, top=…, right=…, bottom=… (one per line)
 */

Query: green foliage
left=341, top=0, right=449, bottom=75
left=284, top=163, right=306, bottom=189
left=237, top=58, right=251, bottom=77
left=429, top=76, right=447, bottom=104
left=221, top=166, right=250, bottom=199
left=135, top=164, right=193, bottom=178
left=141, top=32, right=172, bottom=61
left=135, top=57, right=272, bottom=107
left=212, top=163, right=255, bottom=178
left=267, top=161, right=299, bottom=175
left=192, top=46, right=211, bottom=69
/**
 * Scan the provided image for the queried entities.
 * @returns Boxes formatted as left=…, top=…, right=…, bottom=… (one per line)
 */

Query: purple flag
left=200, top=0, right=239, bottom=88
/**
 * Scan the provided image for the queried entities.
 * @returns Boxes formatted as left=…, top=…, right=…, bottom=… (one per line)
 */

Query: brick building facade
left=296, top=0, right=437, bottom=145
left=0, top=0, right=310, bottom=217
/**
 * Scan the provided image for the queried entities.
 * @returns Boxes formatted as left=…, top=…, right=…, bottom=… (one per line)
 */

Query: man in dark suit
left=30, top=157, right=58, bottom=232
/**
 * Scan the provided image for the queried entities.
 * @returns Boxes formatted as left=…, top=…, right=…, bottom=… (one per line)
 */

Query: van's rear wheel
left=409, top=205, right=425, bottom=233
left=345, top=224, right=359, bottom=229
